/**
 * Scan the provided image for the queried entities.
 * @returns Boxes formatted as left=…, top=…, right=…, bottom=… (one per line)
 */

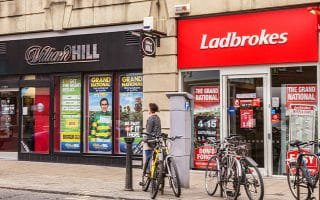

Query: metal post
left=124, top=137, right=134, bottom=191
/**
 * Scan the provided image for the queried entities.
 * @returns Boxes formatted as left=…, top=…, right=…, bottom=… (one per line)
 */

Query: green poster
left=60, top=77, right=81, bottom=152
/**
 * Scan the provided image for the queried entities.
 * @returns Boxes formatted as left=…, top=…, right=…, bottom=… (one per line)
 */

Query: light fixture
left=307, top=6, right=320, bottom=15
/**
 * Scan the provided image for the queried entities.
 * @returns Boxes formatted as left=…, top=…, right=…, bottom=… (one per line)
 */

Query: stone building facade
left=0, top=0, right=319, bottom=174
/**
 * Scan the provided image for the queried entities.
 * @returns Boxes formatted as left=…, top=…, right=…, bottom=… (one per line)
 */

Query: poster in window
left=193, top=86, right=220, bottom=169
left=88, top=75, right=113, bottom=153
left=240, top=109, right=254, bottom=129
left=286, top=84, right=317, bottom=108
left=60, top=77, right=81, bottom=152
left=289, top=105, right=316, bottom=143
left=119, top=73, right=143, bottom=154
left=286, top=84, right=317, bottom=142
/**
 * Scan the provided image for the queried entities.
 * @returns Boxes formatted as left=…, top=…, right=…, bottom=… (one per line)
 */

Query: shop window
left=271, top=66, right=317, bottom=175
left=84, top=74, right=113, bottom=154
left=182, top=70, right=220, bottom=169
left=21, top=87, right=50, bottom=154
left=54, top=76, right=81, bottom=153
left=117, top=72, right=143, bottom=154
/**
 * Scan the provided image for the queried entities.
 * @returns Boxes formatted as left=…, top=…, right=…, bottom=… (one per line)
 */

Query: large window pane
left=84, top=74, right=113, bottom=154
left=54, top=76, right=81, bottom=153
left=182, top=70, right=220, bottom=169
left=21, top=87, right=50, bottom=154
left=271, top=66, right=317, bottom=175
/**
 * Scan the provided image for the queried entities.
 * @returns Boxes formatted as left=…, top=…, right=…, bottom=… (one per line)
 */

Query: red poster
left=286, top=84, right=317, bottom=108
left=194, top=86, right=219, bottom=105
left=287, top=149, right=318, bottom=175
left=194, top=145, right=216, bottom=169
left=240, top=109, right=254, bottom=128
left=193, top=86, right=220, bottom=169
left=252, top=98, right=261, bottom=107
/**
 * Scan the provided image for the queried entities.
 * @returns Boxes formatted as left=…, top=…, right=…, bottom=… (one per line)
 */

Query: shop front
left=178, top=7, right=319, bottom=175
left=0, top=27, right=143, bottom=166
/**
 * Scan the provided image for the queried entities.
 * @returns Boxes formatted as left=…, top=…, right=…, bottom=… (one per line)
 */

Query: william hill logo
left=25, top=44, right=100, bottom=65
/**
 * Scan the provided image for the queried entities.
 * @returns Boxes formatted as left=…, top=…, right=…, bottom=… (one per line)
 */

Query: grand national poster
left=193, top=86, right=220, bottom=169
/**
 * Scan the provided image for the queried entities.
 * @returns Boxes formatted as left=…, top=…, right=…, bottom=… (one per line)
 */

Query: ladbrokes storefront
left=0, top=27, right=143, bottom=166
left=178, top=7, right=319, bottom=175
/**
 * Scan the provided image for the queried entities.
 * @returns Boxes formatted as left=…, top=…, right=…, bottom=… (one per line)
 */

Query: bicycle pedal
left=139, top=182, right=144, bottom=186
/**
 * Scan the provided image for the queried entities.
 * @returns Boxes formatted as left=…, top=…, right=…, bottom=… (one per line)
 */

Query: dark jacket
left=143, top=114, right=161, bottom=150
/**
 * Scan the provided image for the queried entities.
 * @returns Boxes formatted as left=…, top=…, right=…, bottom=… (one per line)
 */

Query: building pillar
left=166, top=92, right=193, bottom=188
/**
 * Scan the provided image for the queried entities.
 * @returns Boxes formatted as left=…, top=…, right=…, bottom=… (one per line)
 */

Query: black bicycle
left=205, top=136, right=264, bottom=200
left=287, top=140, right=320, bottom=200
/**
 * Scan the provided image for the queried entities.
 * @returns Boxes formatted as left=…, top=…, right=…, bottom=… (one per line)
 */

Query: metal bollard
left=124, top=137, right=135, bottom=191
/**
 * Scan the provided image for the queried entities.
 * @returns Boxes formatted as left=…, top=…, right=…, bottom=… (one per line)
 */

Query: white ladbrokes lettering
left=200, top=29, right=288, bottom=49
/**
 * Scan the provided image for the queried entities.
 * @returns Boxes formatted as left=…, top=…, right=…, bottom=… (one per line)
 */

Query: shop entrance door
left=222, top=74, right=270, bottom=175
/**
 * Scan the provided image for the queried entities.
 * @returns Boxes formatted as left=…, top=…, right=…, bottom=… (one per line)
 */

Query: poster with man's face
left=87, top=75, right=113, bottom=154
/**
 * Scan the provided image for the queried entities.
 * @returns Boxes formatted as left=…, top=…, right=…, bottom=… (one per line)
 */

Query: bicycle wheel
left=242, top=160, right=264, bottom=200
left=167, top=157, right=181, bottom=197
left=150, top=160, right=163, bottom=199
left=222, top=157, right=241, bottom=200
left=140, top=156, right=151, bottom=192
left=286, top=162, right=311, bottom=200
left=205, top=156, right=220, bottom=196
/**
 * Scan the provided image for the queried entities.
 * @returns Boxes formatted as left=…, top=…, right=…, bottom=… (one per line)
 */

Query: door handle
left=268, top=133, right=271, bottom=140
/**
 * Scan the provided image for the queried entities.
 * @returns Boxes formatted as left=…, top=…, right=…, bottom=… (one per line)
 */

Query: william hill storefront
left=0, top=28, right=143, bottom=166
left=178, top=7, right=320, bottom=175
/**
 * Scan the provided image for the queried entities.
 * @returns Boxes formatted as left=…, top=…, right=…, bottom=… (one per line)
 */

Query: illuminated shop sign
left=178, top=7, right=318, bottom=69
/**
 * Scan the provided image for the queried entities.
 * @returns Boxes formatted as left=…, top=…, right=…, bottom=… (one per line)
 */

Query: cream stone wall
left=0, top=0, right=152, bottom=34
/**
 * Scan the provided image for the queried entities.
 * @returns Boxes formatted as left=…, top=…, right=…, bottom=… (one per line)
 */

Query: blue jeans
left=144, top=150, right=152, bottom=173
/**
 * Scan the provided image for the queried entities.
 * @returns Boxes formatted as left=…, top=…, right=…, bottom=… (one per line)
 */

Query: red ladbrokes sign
left=178, top=7, right=318, bottom=69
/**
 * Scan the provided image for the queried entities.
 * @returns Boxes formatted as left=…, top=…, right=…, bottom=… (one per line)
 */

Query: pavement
left=0, top=159, right=310, bottom=200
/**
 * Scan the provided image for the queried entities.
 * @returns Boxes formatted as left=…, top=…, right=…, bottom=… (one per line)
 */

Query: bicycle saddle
left=289, top=140, right=306, bottom=147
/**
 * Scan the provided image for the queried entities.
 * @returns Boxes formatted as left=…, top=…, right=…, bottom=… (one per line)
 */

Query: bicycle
left=286, top=140, right=320, bottom=200
left=237, top=142, right=264, bottom=200
left=205, top=136, right=242, bottom=200
left=205, top=136, right=264, bottom=200
left=139, top=133, right=182, bottom=199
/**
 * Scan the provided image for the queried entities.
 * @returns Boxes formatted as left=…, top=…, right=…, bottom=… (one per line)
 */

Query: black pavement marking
left=0, top=187, right=149, bottom=200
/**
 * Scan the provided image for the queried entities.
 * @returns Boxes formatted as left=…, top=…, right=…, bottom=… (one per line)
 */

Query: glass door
left=223, top=74, right=269, bottom=174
